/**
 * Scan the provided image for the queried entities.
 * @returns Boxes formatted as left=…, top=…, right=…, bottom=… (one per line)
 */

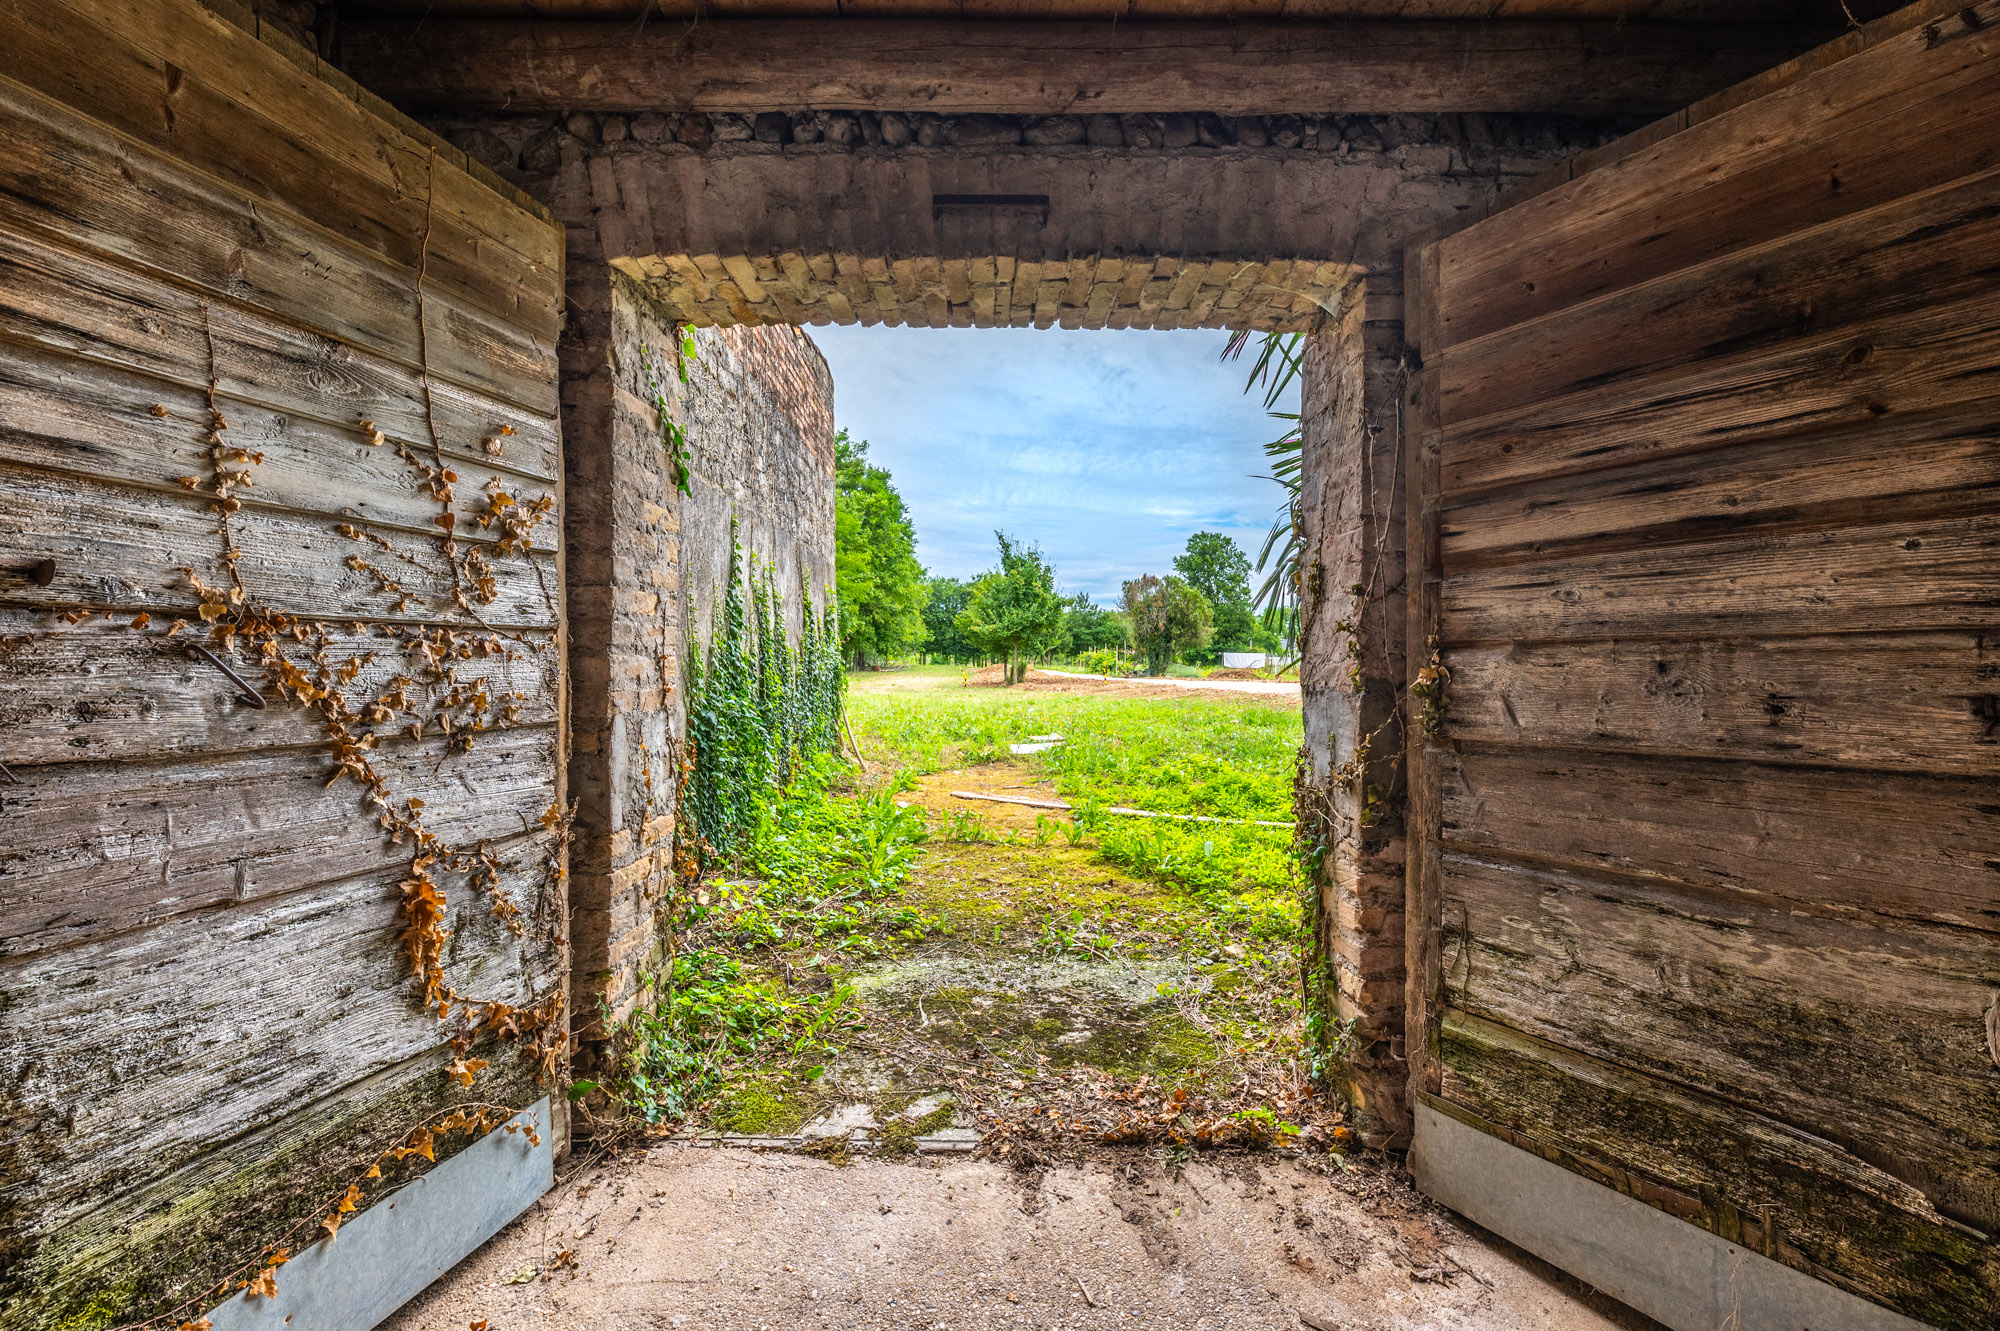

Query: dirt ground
left=382, top=1145, right=1661, bottom=1331
left=871, top=666, right=1300, bottom=706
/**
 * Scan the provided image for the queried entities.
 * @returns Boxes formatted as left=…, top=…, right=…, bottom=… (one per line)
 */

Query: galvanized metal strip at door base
left=205, top=1099, right=554, bottom=1331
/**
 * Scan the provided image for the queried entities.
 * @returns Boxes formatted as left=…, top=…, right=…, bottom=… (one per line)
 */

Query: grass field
left=849, top=665, right=1302, bottom=931
left=590, top=665, right=1339, bottom=1157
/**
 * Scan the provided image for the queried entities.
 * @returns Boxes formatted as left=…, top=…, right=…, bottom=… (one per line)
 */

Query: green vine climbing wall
left=681, top=526, right=845, bottom=867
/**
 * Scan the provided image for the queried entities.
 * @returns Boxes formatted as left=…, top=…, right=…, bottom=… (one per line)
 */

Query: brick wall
left=564, top=272, right=835, bottom=1055
left=680, top=323, right=837, bottom=658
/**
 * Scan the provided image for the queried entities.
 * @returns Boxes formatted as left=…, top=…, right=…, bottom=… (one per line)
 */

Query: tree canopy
left=1174, top=531, right=1257, bottom=655
left=1061, top=592, right=1129, bottom=654
left=1122, top=573, right=1212, bottom=675
left=955, top=532, right=1065, bottom=684
left=833, top=431, right=927, bottom=665
left=919, top=574, right=979, bottom=661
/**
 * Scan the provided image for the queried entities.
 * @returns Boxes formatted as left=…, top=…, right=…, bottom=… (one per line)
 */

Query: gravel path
left=382, top=1146, right=1658, bottom=1331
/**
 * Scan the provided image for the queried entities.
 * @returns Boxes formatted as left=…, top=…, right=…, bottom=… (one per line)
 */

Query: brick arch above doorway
left=612, top=251, right=1355, bottom=331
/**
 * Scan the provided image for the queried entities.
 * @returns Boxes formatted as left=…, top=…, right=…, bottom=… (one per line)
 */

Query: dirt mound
left=964, top=664, right=1007, bottom=687
left=1203, top=667, right=1266, bottom=681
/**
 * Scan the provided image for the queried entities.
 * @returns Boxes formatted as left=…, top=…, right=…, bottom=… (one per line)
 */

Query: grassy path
left=596, top=666, right=1349, bottom=1163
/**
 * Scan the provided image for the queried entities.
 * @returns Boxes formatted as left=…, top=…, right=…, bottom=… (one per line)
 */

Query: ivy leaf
left=247, top=1267, right=280, bottom=1299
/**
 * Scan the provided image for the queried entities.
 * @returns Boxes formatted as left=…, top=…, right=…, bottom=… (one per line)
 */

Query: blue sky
left=810, top=325, right=1298, bottom=606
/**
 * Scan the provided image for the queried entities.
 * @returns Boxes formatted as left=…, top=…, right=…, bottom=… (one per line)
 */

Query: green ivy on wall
left=682, top=524, right=845, bottom=865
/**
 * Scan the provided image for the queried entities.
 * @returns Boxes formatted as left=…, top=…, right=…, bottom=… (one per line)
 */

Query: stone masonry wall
left=564, top=272, right=835, bottom=1057
left=679, top=323, right=837, bottom=660
left=1296, top=280, right=1409, bottom=1149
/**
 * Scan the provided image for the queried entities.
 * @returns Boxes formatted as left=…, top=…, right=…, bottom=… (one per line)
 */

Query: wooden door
left=1402, top=4, right=1999, bottom=1327
left=0, top=1, right=567, bottom=1325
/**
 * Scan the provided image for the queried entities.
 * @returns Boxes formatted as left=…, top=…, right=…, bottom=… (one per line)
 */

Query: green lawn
left=848, top=667, right=1303, bottom=936
left=591, top=666, right=1321, bottom=1146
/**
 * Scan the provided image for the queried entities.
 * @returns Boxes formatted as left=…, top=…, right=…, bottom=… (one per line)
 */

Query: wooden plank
left=0, top=339, right=564, bottom=546
left=1436, top=1015, right=2000, bottom=1328
left=1440, top=403, right=2000, bottom=564
left=0, top=610, right=558, bottom=766
left=0, top=0, right=560, bottom=343
left=32, top=0, right=557, bottom=255
left=1439, top=748, right=2000, bottom=934
left=1443, top=632, right=2000, bottom=776
left=1, top=725, right=558, bottom=958
left=1432, top=165, right=2000, bottom=431
left=0, top=463, right=559, bottom=629
left=12, top=1040, right=543, bottom=1329
left=337, top=18, right=1825, bottom=117
left=1439, top=851, right=2000, bottom=1237
left=0, top=78, right=557, bottom=418
left=1442, top=511, right=2000, bottom=642
left=0, top=228, right=560, bottom=482
left=1, top=850, right=557, bottom=1239
left=1430, top=1, right=2000, bottom=349
left=1440, top=311, right=2000, bottom=504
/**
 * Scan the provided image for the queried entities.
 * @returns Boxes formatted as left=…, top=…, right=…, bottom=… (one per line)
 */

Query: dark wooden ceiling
left=336, top=1, right=1893, bottom=21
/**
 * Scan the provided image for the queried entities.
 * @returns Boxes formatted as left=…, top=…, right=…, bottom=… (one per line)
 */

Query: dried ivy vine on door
left=96, top=155, right=572, bottom=1331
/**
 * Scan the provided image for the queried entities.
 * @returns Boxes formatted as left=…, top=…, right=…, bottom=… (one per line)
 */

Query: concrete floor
left=383, top=1143, right=1660, bottom=1331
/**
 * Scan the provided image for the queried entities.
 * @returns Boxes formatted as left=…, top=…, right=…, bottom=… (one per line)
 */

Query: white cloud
left=811, top=325, right=1298, bottom=604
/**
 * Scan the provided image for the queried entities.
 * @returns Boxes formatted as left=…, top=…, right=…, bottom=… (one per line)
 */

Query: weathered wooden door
left=1402, top=5, right=1999, bottom=1328
left=0, top=1, right=568, bottom=1326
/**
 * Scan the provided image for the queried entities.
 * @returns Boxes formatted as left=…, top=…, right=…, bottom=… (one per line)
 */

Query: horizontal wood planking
left=0, top=613, right=557, bottom=767
left=1439, top=313, right=2000, bottom=508
left=1429, top=2, right=2000, bottom=350
left=0, top=3, right=559, bottom=346
left=10, top=1040, right=542, bottom=1328
left=1432, top=164, right=2000, bottom=443
left=1442, top=511, right=2000, bottom=643
left=1439, top=749, right=2000, bottom=934
left=1435, top=1014, right=2000, bottom=1325
left=1440, top=851, right=2000, bottom=1236
left=1, top=726, right=559, bottom=959
left=0, top=462, right=559, bottom=629
left=28, top=0, right=558, bottom=265
left=0, top=230, right=560, bottom=483
left=1442, top=405, right=2000, bottom=567
left=0, top=342, right=563, bottom=547
left=1, top=847, right=558, bottom=1240
left=337, top=17, right=1822, bottom=117
left=1442, top=632, right=2000, bottom=776
left=0, top=79, right=558, bottom=420
left=0, top=5, right=568, bottom=1321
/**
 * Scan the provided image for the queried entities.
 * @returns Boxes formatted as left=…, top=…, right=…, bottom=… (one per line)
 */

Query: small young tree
left=1122, top=574, right=1212, bottom=676
left=955, top=532, right=1065, bottom=684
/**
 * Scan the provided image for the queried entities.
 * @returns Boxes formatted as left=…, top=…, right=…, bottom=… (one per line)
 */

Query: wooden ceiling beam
left=336, top=19, right=1829, bottom=117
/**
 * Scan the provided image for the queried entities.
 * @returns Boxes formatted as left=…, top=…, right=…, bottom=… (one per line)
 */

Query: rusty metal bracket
left=187, top=642, right=267, bottom=709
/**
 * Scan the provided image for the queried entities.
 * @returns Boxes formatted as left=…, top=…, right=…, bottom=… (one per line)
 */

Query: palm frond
left=1224, top=332, right=1306, bottom=651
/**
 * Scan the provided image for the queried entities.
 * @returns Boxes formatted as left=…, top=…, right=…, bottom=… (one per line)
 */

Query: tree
left=955, top=532, right=1065, bottom=685
left=1174, top=531, right=1256, bottom=656
left=1061, top=592, right=1128, bottom=655
left=919, top=574, right=978, bottom=662
left=1122, top=574, right=1212, bottom=676
left=834, top=431, right=927, bottom=666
